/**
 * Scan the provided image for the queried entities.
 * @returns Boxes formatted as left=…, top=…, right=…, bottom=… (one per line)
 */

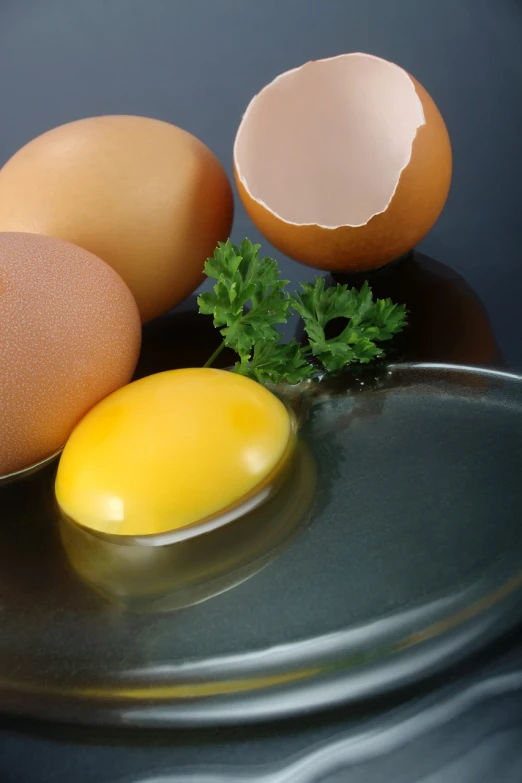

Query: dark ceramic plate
left=1, top=360, right=522, bottom=727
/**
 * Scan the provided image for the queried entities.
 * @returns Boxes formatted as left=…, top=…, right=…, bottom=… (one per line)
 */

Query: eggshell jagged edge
left=235, top=53, right=427, bottom=229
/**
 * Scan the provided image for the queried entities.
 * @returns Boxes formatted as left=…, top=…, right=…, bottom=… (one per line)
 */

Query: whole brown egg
left=0, top=232, right=141, bottom=477
left=234, top=53, right=452, bottom=272
left=0, top=116, right=234, bottom=323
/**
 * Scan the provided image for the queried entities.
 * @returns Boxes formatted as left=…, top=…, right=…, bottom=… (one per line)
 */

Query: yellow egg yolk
left=55, top=368, right=293, bottom=537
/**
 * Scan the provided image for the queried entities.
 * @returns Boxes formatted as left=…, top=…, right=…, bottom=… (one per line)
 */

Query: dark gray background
left=1, top=1, right=522, bottom=781
left=1, top=0, right=522, bottom=366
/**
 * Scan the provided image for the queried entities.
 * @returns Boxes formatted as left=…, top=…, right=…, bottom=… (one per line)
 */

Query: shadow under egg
left=133, top=295, right=237, bottom=379
left=58, top=443, right=317, bottom=613
left=0, top=449, right=62, bottom=487
left=329, top=250, right=504, bottom=369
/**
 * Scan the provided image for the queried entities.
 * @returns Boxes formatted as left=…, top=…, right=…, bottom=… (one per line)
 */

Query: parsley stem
left=204, top=339, right=226, bottom=368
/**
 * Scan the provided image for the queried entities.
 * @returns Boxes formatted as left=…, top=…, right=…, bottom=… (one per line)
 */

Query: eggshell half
left=0, top=116, right=234, bottom=322
left=0, top=232, right=141, bottom=476
left=234, top=53, right=452, bottom=272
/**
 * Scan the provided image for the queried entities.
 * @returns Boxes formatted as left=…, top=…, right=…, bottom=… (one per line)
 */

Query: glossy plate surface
left=1, top=363, right=521, bottom=727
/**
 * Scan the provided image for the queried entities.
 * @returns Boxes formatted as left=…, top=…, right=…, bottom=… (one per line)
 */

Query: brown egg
left=0, top=116, right=234, bottom=323
left=0, top=232, right=141, bottom=476
left=234, top=53, right=452, bottom=272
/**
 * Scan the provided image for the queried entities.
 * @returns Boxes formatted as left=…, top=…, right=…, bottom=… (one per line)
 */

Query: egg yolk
left=55, top=368, right=293, bottom=537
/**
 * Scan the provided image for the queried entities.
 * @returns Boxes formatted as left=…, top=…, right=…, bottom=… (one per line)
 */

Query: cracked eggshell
left=0, top=116, right=234, bottom=323
left=0, top=232, right=141, bottom=476
left=234, top=53, right=452, bottom=272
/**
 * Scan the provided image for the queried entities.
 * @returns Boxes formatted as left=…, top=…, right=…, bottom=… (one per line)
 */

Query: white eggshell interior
left=234, top=53, right=425, bottom=228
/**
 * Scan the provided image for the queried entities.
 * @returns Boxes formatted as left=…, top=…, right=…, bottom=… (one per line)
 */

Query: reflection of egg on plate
left=0, top=115, right=234, bottom=323
left=55, top=368, right=294, bottom=538
left=0, top=232, right=141, bottom=477
left=234, top=52, right=452, bottom=272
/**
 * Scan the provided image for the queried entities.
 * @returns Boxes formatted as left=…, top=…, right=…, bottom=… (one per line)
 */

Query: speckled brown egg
left=234, top=53, right=452, bottom=273
left=0, top=115, right=234, bottom=323
left=0, top=232, right=141, bottom=476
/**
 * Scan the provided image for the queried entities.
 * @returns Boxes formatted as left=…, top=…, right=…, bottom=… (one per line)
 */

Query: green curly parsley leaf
left=291, top=278, right=407, bottom=373
left=197, top=239, right=290, bottom=361
left=235, top=340, right=316, bottom=385
left=199, top=239, right=408, bottom=384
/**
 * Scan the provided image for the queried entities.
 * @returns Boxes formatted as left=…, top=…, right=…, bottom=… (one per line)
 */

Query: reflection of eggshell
left=0, top=116, right=234, bottom=322
left=0, top=232, right=141, bottom=476
left=234, top=53, right=452, bottom=272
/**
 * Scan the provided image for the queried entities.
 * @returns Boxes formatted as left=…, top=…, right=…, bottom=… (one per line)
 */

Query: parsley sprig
left=197, top=239, right=407, bottom=385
